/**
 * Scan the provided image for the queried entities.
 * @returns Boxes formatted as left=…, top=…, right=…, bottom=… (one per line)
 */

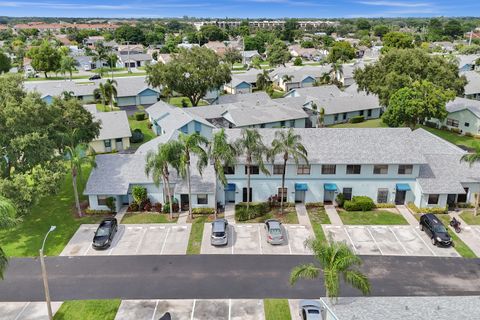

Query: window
left=104, top=140, right=111, bottom=148
left=465, top=122, right=470, bottom=127
left=343, top=113, right=347, bottom=120
left=97, top=195, right=108, bottom=206
left=260, top=123, right=265, bottom=128
left=224, top=166, right=235, bottom=175
left=273, top=164, right=285, bottom=175
left=343, top=188, right=352, bottom=201
left=197, top=194, right=208, bottom=205
left=359, top=110, right=364, bottom=116
left=367, top=109, right=372, bottom=117
left=398, top=165, right=413, bottom=175
left=289, top=120, right=295, bottom=127
left=115, top=138, right=122, bottom=142
left=322, top=164, right=336, bottom=174
left=446, top=118, right=459, bottom=128
left=297, top=164, right=311, bottom=175
left=428, top=194, right=439, bottom=205
left=245, top=165, right=259, bottom=175
left=242, top=187, right=252, bottom=202
left=194, top=121, right=201, bottom=133
left=346, top=165, right=361, bottom=174
left=280, top=121, right=286, bottom=127
left=377, top=189, right=388, bottom=203
left=277, top=187, right=287, bottom=202
left=180, top=125, right=188, bottom=134
left=334, top=114, right=338, bottom=122
left=373, top=165, right=388, bottom=175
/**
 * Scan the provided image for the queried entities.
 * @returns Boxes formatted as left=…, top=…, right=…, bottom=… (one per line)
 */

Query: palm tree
left=0, top=196, right=18, bottom=279
left=145, top=142, right=182, bottom=220
left=65, top=144, right=96, bottom=217
left=256, top=69, right=272, bottom=91
left=269, top=129, right=308, bottom=213
left=105, top=79, right=118, bottom=111
left=94, top=83, right=109, bottom=108
left=209, top=129, right=237, bottom=219
left=61, top=90, right=75, bottom=101
left=461, top=145, right=480, bottom=215
left=177, top=133, right=209, bottom=219
left=59, top=55, right=76, bottom=81
left=282, top=74, right=293, bottom=85
left=290, top=238, right=371, bottom=305
left=317, top=107, right=325, bottom=128
left=107, top=53, right=118, bottom=80
left=234, top=129, right=270, bottom=210
left=330, top=62, right=343, bottom=84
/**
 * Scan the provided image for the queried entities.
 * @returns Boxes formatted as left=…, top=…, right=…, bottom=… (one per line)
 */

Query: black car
left=419, top=213, right=453, bottom=247
left=89, top=74, right=101, bottom=80
left=92, top=218, right=118, bottom=250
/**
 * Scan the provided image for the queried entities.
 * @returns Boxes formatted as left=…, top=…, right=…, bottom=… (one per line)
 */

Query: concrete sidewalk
left=224, top=204, right=235, bottom=224
left=325, top=205, right=343, bottom=225
left=177, top=211, right=188, bottom=224
left=295, top=203, right=313, bottom=230
left=396, top=205, right=419, bottom=226
left=115, top=206, right=128, bottom=223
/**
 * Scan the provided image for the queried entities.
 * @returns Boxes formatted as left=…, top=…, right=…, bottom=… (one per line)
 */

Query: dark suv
left=419, top=213, right=453, bottom=247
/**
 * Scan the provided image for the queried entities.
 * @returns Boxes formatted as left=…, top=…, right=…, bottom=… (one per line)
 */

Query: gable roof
left=462, top=71, right=480, bottom=95
left=446, top=97, right=480, bottom=118
left=93, top=111, right=132, bottom=140
left=215, top=92, right=271, bottom=105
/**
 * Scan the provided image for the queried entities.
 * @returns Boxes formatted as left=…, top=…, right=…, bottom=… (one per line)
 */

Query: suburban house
left=214, top=91, right=271, bottom=105
left=457, top=55, right=479, bottom=72
left=84, top=127, right=480, bottom=211
left=157, top=53, right=172, bottom=64
left=116, top=44, right=144, bottom=55
left=270, top=66, right=330, bottom=91
left=462, top=71, right=480, bottom=100
left=241, top=50, right=260, bottom=65
left=203, top=41, right=227, bottom=56
left=24, top=77, right=160, bottom=107
left=224, top=72, right=258, bottom=94
left=117, top=53, right=153, bottom=68
left=288, top=44, right=325, bottom=60
left=434, top=97, right=480, bottom=135
left=84, top=105, right=132, bottom=153
left=74, top=55, right=107, bottom=71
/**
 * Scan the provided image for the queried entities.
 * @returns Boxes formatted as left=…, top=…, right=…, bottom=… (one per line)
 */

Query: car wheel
left=420, top=224, right=424, bottom=231
left=431, top=237, right=436, bottom=246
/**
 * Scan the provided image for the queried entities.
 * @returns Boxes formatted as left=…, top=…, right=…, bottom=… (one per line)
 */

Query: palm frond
left=289, top=263, right=319, bottom=285
left=343, top=270, right=371, bottom=296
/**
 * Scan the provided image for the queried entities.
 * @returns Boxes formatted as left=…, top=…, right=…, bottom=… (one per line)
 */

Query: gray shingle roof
left=446, top=97, right=480, bottom=118
left=118, top=53, right=152, bottom=62
left=93, top=111, right=132, bottom=140
left=215, top=92, right=271, bottom=105
left=462, top=71, right=480, bottom=95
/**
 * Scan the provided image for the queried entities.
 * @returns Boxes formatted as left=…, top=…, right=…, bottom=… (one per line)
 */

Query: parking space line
left=231, top=227, right=234, bottom=255
left=414, top=228, right=437, bottom=256
left=13, top=302, right=29, bottom=320
left=83, top=244, right=91, bottom=256
left=343, top=227, right=358, bottom=254
left=366, top=227, right=383, bottom=255
left=258, top=225, right=263, bottom=254
left=190, top=299, right=196, bottom=320
left=388, top=227, right=409, bottom=255
left=228, top=299, right=232, bottom=320
left=286, top=228, right=292, bottom=254
left=151, top=300, right=159, bottom=320
left=135, top=227, right=148, bottom=254
left=160, top=227, right=171, bottom=255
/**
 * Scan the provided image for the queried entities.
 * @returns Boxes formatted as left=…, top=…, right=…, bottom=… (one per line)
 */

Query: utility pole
left=39, top=226, right=56, bottom=320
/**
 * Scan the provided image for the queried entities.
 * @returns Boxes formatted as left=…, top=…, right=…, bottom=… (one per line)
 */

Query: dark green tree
left=0, top=51, right=11, bottom=74
left=327, top=41, right=355, bottom=63
left=266, top=39, right=291, bottom=66
left=381, top=32, right=414, bottom=52
left=27, top=41, right=60, bottom=78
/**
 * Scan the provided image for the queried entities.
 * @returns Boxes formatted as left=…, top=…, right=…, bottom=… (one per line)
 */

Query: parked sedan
left=264, top=219, right=284, bottom=245
left=92, top=218, right=118, bottom=250
left=89, top=74, right=101, bottom=80
left=420, top=213, right=453, bottom=247
left=211, top=219, right=228, bottom=246
left=299, top=300, right=322, bottom=320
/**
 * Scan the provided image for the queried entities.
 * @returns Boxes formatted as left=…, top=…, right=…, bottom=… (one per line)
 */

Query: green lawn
left=128, top=117, right=154, bottom=149
left=121, top=213, right=177, bottom=224
left=0, top=165, right=106, bottom=257
left=307, top=205, right=330, bottom=242
left=239, top=207, right=299, bottom=224
left=96, top=103, right=120, bottom=112
left=168, top=97, right=208, bottom=108
left=338, top=209, right=408, bottom=225
left=54, top=300, right=121, bottom=320
left=264, top=299, right=291, bottom=320
left=186, top=215, right=208, bottom=254
left=435, top=214, right=477, bottom=258
left=419, top=125, right=479, bottom=149
left=330, top=118, right=388, bottom=128
left=270, top=90, right=285, bottom=99
left=460, top=211, right=480, bottom=225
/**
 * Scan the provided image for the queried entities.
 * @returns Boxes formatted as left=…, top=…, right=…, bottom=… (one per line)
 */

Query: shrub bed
left=407, top=202, right=447, bottom=214
left=134, top=112, right=146, bottom=121
left=375, top=203, right=396, bottom=208
left=305, top=202, right=324, bottom=208
left=344, top=196, right=375, bottom=212
left=85, top=209, right=112, bottom=215
left=235, top=202, right=269, bottom=221
left=192, top=208, right=215, bottom=215
left=349, top=115, right=364, bottom=123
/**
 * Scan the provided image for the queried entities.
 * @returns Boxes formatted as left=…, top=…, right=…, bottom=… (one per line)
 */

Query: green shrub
left=105, top=197, right=116, bottom=213
left=349, top=115, right=365, bottom=124
left=440, top=125, right=448, bottom=130
left=465, top=132, right=473, bottom=137
left=375, top=203, right=396, bottom=208
left=132, top=186, right=147, bottom=205
left=293, top=56, right=303, bottom=66
left=163, top=202, right=179, bottom=213
left=407, top=202, right=447, bottom=214
left=424, top=121, right=438, bottom=129
left=450, top=127, right=461, bottom=134
left=85, top=209, right=111, bottom=215
left=344, top=196, right=374, bottom=211
left=134, top=112, right=146, bottom=121
left=130, top=128, right=144, bottom=143
left=335, top=193, right=346, bottom=208
left=235, top=202, right=269, bottom=221
left=192, top=208, right=215, bottom=215
left=457, top=203, right=474, bottom=208
left=181, top=98, right=189, bottom=108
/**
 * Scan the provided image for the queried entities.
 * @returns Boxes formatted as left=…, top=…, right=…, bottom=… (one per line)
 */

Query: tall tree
left=354, top=48, right=467, bottom=107
left=105, top=79, right=118, bottom=111
left=146, top=47, right=231, bottom=106
left=234, top=129, right=270, bottom=210
left=266, top=39, right=291, bottom=67
left=27, top=41, right=60, bottom=78
left=209, top=129, right=237, bottom=218
left=460, top=146, right=480, bottom=216
left=0, top=196, right=18, bottom=279
left=327, top=41, right=356, bottom=63
left=107, top=53, right=118, bottom=79
left=177, top=133, right=209, bottom=219
left=0, top=51, right=11, bottom=74
left=381, top=32, right=414, bottom=53
left=290, top=238, right=370, bottom=304
left=269, top=129, right=308, bottom=214
left=256, top=69, right=272, bottom=90
left=58, top=55, right=76, bottom=81
left=223, top=47, right=242, bottom=67
left=382, top=80, right=455, bottom=129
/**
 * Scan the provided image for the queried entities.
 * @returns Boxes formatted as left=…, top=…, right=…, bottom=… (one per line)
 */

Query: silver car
left=211, top=219, right=228, bottom=246
left=299, top=300, right=322, bottom=320
left=265, top=219, right=284, bottom=245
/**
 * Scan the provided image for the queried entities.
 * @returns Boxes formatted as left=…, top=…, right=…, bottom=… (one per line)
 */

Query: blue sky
left=0, top=0, right=478, bottom=18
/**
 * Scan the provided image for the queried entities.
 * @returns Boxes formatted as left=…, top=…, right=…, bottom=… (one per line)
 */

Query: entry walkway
left=295, top=203, right=313, bottom=230
left=225, top=204, right=235, bottom=224
left=325, top=205, right=343, bottom=226
left=177, top=211, right=188, bottom=224
left=115, top=206, right=128, bottom=223
left=396, top=205, right=419, bottom=226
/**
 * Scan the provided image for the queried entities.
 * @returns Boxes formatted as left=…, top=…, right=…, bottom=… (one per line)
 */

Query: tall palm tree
left=290, top=238, right=371, bottom=305
left=94, top=83, right=109, bottom=108
left=145, top=142, right=182, bottom=220
left=59, top=55, right=76, bottom=81
left=256, top=69, right=272, bottom=90
left=330, top=62, right=343, bottom=84
left=317, top=107, right=325, bottom=128
left=461, top=145, right=480, bottom=215
left=209, top=129, right=237, bottom=219
left=107, top=53, right=118, bottom=80
left=0, top=196, right=18, bottom=279
left=282, top=74, right=293, bottom=84
left=269, top=129, right=308, bottom=213
left=177, top=133, right=209, bottom=219
left=105, top=79, right=118, bottom=111
left=65, top=144, right=96, bottom=217
left=234, top=129, right=270, bottom=210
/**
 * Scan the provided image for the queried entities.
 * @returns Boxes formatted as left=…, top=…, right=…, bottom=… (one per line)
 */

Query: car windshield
left=96, top=226, right=110, bottom=237
left=308, top=310, right=320, bottom=314
left=433, top=225, right=447, bottom=233
left=213, top=232, right=225, bottom=237
left=269, top=228, right=281, bottom=235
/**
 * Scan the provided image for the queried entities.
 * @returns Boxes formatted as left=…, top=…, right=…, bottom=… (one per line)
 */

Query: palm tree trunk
left=475, top=192, right=479, bottom=216
left=72, top=172, right=82, bottom=217
left=280, top=158, right=287, bottom=214
left=214, top=168, right=218, bottom=220
left=186, top=163, right=193, bottom=219
left=246, top=163, right=251, bottom=211
left=163, top=175, right=174, bottom=220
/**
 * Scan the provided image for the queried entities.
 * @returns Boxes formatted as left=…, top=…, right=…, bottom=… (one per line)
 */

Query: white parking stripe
left=13, top=302, right=29, bottom=320
left=344, top=227, right=358, bottom=254
left=83, top=244, right=91, bottom=256
left=286, top=228, right=292, bottom=254
left=366, top=227, right=383, bottom=255
left=388, top=226, right=409, bottom=255
left=258, top=225, right=263, bottom=254
left=135, top=228, right=148, bottom=254
left=151, top=300, right=159, bottom=320
left=231, top=227, right=234, bottom=255
left=414, top=227, right=437, bottom=256
left=190, top=299, right=196, bottom=320
left=160, top=227, right=171, bottom=255
left=228, top=299, right=232, bottom=320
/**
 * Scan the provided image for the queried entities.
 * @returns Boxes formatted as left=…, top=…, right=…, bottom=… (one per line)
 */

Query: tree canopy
left=0, top=51, right=10, bottom=74
left=354, top=48, right=467, bottom=106
left=27, top=41, right=60, bottom=77
left=327, top=41, right=356, bottom=63
left=381, top=32, right=414, bottom=52
left=266, top=39, right=291, bottom=67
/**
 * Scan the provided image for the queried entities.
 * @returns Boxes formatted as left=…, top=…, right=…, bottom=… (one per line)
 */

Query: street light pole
left=39, top=226, right=56, bottom=320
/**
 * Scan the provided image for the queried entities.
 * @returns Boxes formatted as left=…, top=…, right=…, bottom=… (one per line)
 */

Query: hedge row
left=344, top=196, right=375, bottom=212
left=235, top=202, right=269, bottom=221
left=407, top=202, right=447, bottom=214
left=192, top=208, right=215, bottom=215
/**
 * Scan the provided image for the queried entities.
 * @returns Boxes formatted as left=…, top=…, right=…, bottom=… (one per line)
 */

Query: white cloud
left=356, top=1, right=431, bottom=7
left=0, top=1, right=209, bottom=10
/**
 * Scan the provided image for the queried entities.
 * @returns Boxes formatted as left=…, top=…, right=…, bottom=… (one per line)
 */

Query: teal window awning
left=225, top=183, right=236, bottom=192
left=295, top=183, right=308, bottom=191
left=324, top=183, right=337, bottom=191
left=396, top=183, right=411, bottom=191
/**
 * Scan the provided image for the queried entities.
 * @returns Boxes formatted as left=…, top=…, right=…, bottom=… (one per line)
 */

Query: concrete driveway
left=0, top=301, right=62, bottom=320
left=114, top=299, right=264, bottom=320
left=324, top=225, right=459, bottom=257
left=200, top=223, right=313, bottom=255
left=60, top=224, right=191, bottom=256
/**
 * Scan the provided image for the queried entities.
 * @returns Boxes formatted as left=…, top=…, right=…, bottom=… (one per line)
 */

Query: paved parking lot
left=0, top=301, right=62, bottom=320
left=114, top=299, right=264, bottom=320
left=323, top=225, right=459, bottom=257
left=200, top=223, right=313, bottom=255
left=61, top=224, right=191, bottom=256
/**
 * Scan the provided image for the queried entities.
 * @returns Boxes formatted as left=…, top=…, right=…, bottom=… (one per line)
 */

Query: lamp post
left=39, top=226, right=56, bottom=320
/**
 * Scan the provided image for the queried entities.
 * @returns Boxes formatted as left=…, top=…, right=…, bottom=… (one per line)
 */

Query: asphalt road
left=1, top=255, right=480, bottom=301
